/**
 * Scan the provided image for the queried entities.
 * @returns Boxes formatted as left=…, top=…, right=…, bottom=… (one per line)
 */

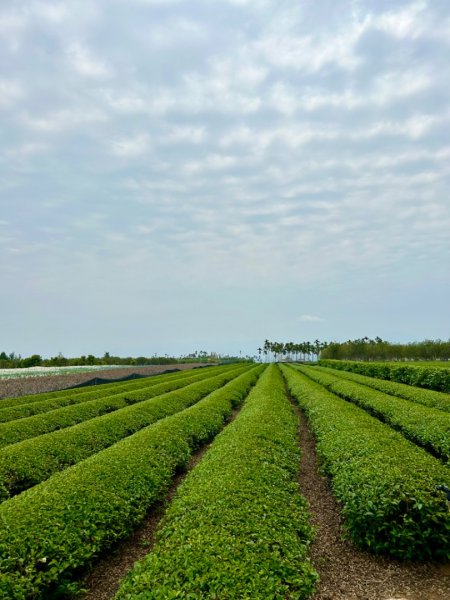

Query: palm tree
left=314, top=339, right=321, bottom=361
left=285, top=342, right=294, bottom=361
left=263, top=339, right=270, bottom=362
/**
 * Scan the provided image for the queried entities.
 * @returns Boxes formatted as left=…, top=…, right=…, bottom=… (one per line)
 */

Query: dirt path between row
left=295, top=403, right=450, bottom=600
left=79, top=406, right=241, bottom=600
left=80, top=449, right=208, bottom=600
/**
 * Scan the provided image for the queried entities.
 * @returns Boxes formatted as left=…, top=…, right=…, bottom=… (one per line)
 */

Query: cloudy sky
left=1, top=0, right=449, bottom=359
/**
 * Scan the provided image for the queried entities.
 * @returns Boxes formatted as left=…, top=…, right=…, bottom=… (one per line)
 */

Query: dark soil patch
left=0, top=364, right=212, bottom=399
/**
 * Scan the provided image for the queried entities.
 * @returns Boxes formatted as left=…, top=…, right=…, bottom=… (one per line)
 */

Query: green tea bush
left=282, top=365, right=450, bottom=560
left=0, top=365, right=234, bottom=423
left=0, top=366, right=254, bottom=500
left=0, top=366, right=246, bottom=449
left=115, top=365, right=317, bottom=600
left=314, top=364, right=450, bottom=412
left=318, top=359, right=450, bottom=393
left=296, top=365, right=450, bottom=462
left=0, top=365, right=227, bottom=410
left=0, top=366, right=264, bottom=598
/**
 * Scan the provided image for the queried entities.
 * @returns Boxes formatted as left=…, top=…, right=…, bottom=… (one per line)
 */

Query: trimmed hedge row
left=0, top=379, right=122, bottom=409
left=0, top=366, right=246, bottom=449
left=115, top=365, right=317, bottom=600
left=315, top=365, right=450, bottom=413
left=0, top=368, right=195, bottom=409
left=281, top=365, right=450, bottom=560
left=0, top=366, right=218, bottom=409
left=296, top=365, right=450, bottom=462
left=0, top=367, right=253, bottom=501
left=318, top=359, right=450, bottom=393
left=0, top=365, right=264, bottom=599
left=0, top=365, right=232, bottom=423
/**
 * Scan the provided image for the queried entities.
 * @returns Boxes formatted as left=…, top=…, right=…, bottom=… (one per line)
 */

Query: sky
left=1, top=0, right=449, bottom=359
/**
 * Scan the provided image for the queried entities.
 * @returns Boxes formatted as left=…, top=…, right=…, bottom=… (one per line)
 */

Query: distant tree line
left=258, top=337, right=450, bottom=362
left=0, top=352, right=179, bottom=369
left=0, top=350, right=250, bottom=370
left=258, top=340, right=327, bottom=362
left=321, top=338, right=450, bottom=361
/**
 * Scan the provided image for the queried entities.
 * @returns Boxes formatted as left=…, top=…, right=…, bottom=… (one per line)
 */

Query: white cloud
left=269, top=83, right=299, bottom=115
left=404, top=114, right=441, bottom=139
left=148, top=89, right=179, bottom=115
left=219, top=126, right=254, bottom=148
left=269, top=68, right=433, bottom=115
left=164, top=126, right=206, bottom=144
left=4, top=142, right=49, bottom=158
left=352, top=113, right=442, bottom=141
left=0, top=10, right=26, bottom=32
left=102, top=90, right=147, bottom=114
left=148, top=17, right=207, bottom=47
left=372, top=70, right=432, bottom=104
left=111, top=133, right=150, bottom=158
left=118, top=0, right=183, bottom=4
left=71, top=213, right=108, bottom=231
left=183, top=153, right=237, bottom=174
left=181, top=72, right=262, bottom=114
left=67, top=42, right=112, bottom=78
left=0, top=9, right=27, bottom=51
left=226, top=0, right=254, bottom=5
left=33, top=2, right=70, bottom=23
left=253, top=24, right=364, bottom=73
left=209, top=57, right=267, bottom=87
left=1, top=0, right=449, bottom=353
left=215, top=112, right=445, bottom=152
left=297, top=315, right=325, bottom=322
left=0, top=80, right=24, bottom=109
left=22, top=107, right=107, bottom=133
left=372, top=1, right=427, bottom=39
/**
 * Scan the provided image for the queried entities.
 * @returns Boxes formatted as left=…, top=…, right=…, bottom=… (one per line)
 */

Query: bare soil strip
left=294, top=403, right=450, bottom=600
left=80, top=447, right=209, bottom=600
left=79, top=407, right=241, bottom=600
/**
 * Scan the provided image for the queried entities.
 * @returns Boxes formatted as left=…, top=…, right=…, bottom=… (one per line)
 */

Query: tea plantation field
left=0, top=362, right=449, bottom=599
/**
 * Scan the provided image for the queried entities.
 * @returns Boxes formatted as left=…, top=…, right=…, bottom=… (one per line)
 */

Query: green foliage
left=0, top=366, right=246, bottom=449
left=19, top=355, right=43, bottom=368
left=261, top=340, right=324, bottom=362
left=320, top=338, right=450, bottom=362
left=0, top=367, right=209, bottom=410
left=0, top=366, right=264, bottom=598
left=115, top=365, right=317, bottom=600
left=295, top=365, right=450, bottom=462
left=281, top=365, right=450, bottom=560
left=318, top=359, right=450, bottom=392
left=316, top=363, right=450, bottom=412
left=0, top=350, right=240, bottom=371
left=0, top=365, right=232, bottom=423
left=0, top=378, right=127, bottom=409
left=0, top=366, right=251, bottom=500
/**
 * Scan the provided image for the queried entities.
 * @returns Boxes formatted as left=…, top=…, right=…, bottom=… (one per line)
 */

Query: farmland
left=0, top=363, right=449, bottom=599
left=318, top=358, right=450, bottom=392
left=0, top=365, right=135, bottom=380
left=0, top=363, right=214, bottom=399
